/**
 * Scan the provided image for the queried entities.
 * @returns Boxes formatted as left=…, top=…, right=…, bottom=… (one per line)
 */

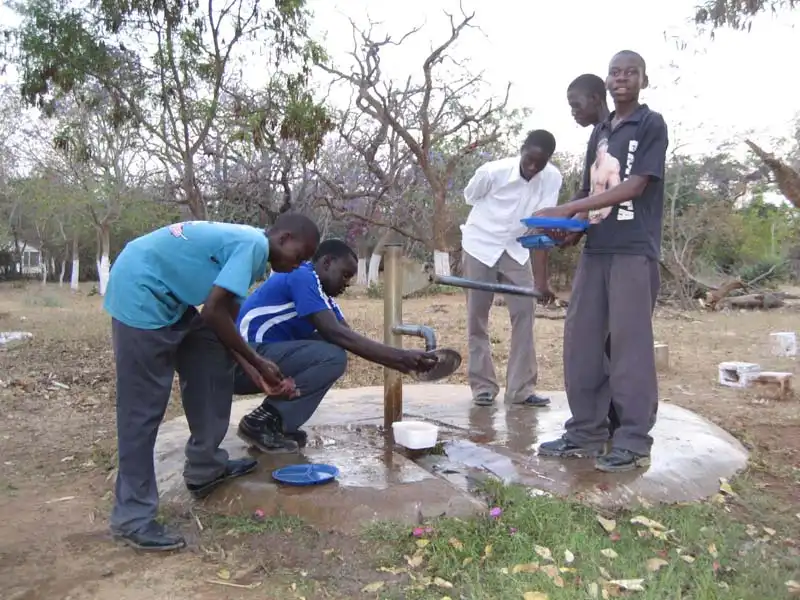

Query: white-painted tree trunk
left=59, top=259, right=66, bottom=285
left=433, top=250, right=451, bottom=277
left=97, top=225, right=111, bottom=296
left=367, top=253, right=382, bottom=286
left=356, top=257, right=368, bottom=286
left=41, top=253, right=47, bottom=284
left=71, top=235, right=80, bottom=291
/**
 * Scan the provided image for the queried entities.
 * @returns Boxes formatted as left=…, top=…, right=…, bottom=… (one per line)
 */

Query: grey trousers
left=463, top=251, right=538, bottom=403
left=234, top=339, right=347, bottom=432
left=110, top=307, right=234, bottom=535
left=563, top=253, right=661, bottom=455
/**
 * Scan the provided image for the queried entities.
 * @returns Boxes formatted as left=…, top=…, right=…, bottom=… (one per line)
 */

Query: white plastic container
left=718, top=361, right=761, bottom=388
left=770, top=332, right=797, bottom=357
left=391, top=420, right=439, bottom=449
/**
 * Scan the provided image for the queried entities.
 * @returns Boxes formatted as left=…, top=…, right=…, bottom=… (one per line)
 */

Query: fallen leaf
left=599, top=566, right=611, bottom=579
left=523, top=593, right=549, bottom=600
left=600, top=548, right=618, bottom=559
left=500, top=567, right=509, bottom=574
left=719, top=478, right=737, bottom=497
left=483, top=544, right=493, bottom=558
left=596, top=515, right=616, bottom=533
left=448, top=537, right=463, bottom=550
left=534, top=545, right=553, bottom=561
left=636, top=496, right=653, bottom=508
left=433, top=577, right=453, bottom=589
left=512, top=562, right=540, bottom=574
left=646, top=558, right=669, bottom=572
left=708, top=543, right=718, bottom=558
left=216, top=568, right=231, bottom=580
left=786, top=580, right=800, bottom=594
left=407, top=554, right=424, bottom=568
left=541, top=565, right=564, bottom=587
left=711, top=493, right=726, bottom=505
left=416, top=539, right=430, bottom=549
left=564, top=549, right=575, bottom=564
left=559, top=567, right=576, bottom=573
left=378, top=566, right=407, bottom=575
left=462, top=557, right=473, bottom=566
left=587, top=582, right=600, bottom=598
left=681, top=555, right=696, bottom=564
left=361, top=581, right=385, bottom=593
left=630, top=515, right=666, bottom=530
left=322, top=548, right=334, bottom=556
left=608, top=579, right=645, bottom=592
left=746, top=524, right=759, bottom=537
left=763, top=527, right=776, bottom=536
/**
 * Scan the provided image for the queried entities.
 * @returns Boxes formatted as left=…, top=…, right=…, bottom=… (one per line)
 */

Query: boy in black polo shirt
left=536, top=50, right=668, bottom=472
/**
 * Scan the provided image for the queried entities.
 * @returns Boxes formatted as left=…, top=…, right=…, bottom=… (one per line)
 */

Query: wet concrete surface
left=155, top=385, right=748, bottom=530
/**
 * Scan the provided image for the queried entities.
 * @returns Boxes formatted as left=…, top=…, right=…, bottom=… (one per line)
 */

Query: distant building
left=1, top=242, right=44, bottom=275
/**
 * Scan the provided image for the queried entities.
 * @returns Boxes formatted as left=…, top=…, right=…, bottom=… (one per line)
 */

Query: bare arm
left=202, top=286, right=264, bottom=369
left=532, top=250, right=549, bottom=290
left=565, top=175, right=649, bottom=215
left=310, top=309, right=400, bottom=367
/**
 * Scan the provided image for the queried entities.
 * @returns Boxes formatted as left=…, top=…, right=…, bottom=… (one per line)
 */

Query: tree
left=318, top=5, right=516, bottom=276
left=9, top=0, right=332, bottom=219
left=694, top=0, right=797, bottom=32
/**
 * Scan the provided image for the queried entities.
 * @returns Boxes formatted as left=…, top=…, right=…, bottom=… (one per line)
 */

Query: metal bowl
left=411, top=347, right=463, bottom=382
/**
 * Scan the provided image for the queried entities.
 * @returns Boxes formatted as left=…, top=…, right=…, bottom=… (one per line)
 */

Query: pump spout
left=392, top=324, right=437, bottom=352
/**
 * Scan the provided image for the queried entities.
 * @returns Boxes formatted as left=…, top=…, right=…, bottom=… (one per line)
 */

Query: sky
left=1, top=0, right=798, bottom=164
left=306, top=0, right=800, bottom=160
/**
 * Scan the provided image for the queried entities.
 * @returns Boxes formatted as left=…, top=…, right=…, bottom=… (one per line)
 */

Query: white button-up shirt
left=460, top=157, right=563, bottom=267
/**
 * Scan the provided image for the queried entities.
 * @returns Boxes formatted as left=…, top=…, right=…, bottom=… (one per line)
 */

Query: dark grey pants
left=563, top=253, right=660, bottom=455
left=110, top=308, right=234, bottom=535
left=234, top=339, right=347, bottom=432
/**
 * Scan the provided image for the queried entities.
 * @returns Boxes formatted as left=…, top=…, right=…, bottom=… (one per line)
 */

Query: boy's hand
left=386, top=349, right=439, bottom=374
left=253, top=356, right=300, bottom=398
left=536, top=285, right=555, bottom=305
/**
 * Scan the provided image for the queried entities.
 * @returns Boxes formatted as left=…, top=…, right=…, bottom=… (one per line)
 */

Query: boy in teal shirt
left=104, top=214, right=319, bottom=552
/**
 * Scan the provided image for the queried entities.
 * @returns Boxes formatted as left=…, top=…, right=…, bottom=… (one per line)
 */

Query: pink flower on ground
left=489, top=507, right=503, bottom=519
left=509, top=527, right=518, bottom=535
left=412, top=527, right=426, bottom=537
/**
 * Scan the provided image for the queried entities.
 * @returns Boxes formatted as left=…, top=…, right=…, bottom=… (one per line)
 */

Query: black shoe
left=285, top=429, right=308, bottom=448
left=113, top=521, right=186, bottom=552
left=595, top=448, right=651, bottom=473
left=538, top=436, right=602, bottom=458
left=186, top=458, right=258, bottom=500
left=515, top=393, right=551, bottom=407
left=237, top=416, right=300, bottom=454
left=473, top=392, right=495, bottom=406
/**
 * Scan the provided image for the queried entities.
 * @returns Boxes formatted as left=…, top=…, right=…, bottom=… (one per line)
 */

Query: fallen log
left=719, top=293, right=785, bottom=310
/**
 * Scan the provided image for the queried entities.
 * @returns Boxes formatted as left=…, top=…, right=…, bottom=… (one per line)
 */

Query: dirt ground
left=1, top=283, right=798, bottom=599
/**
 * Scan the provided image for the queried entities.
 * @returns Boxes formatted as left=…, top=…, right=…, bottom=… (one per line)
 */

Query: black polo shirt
left=580, top=104, right=669, bottom=259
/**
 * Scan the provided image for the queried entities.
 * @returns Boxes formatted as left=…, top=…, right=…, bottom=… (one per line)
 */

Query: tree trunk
left=368, top=230, right=394, bottom=286
left=184, top=168, right=207, bottom=219
left=432, top=188, right=452, bottom=276
left=97, top=224, right=111, bottom=295
left=356, top=241, right=369, bottom=286
left=71, top=234, right=80, bottom=291
left=41, top=250, right=47, bottom=284
left=59, top=257, right=66, bottom=285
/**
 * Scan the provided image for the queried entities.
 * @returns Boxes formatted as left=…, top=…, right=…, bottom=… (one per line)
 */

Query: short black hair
left=271, top=212, right=321, bottom=245
left=313, top=238, right=357, bottom=262
left=567, top=73, right=606, bottom=97
left=522, top=129, right=556, bottom=157
left=613, top=50, right=646, bottom=72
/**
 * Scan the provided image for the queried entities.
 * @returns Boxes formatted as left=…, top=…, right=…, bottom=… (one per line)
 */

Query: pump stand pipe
left=383, top=244, right=404, bottom=430
left=430, top=274, right=543, bottom=298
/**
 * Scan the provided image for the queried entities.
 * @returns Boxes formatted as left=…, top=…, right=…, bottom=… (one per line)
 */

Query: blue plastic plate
left=521, top=216, right=589, bottom=232
left=517, top=234, right=556, bottom=249
left=272, top=464, right=339, bottom=486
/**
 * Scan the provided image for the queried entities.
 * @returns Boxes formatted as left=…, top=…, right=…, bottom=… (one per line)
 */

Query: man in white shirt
left=461, top=129, right=563, bottom=408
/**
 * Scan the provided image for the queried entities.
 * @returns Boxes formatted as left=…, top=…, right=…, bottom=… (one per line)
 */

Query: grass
left=365, top=480, right=800, bottom=599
